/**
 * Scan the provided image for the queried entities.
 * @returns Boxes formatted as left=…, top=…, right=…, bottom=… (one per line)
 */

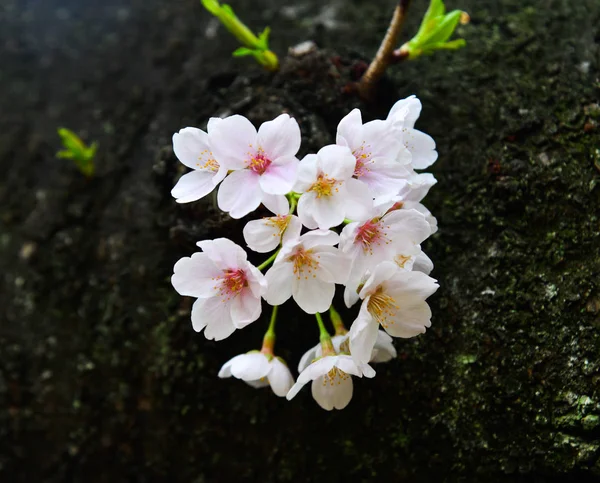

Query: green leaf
left=422, top=9, right=462, bottom=45
left=422, top=0, right=446, bottom=26
left=232, top=46, right=256, bottom=57
left=200, top=0, right=221, bottom=16
left=257, top=26, right=271, bottom=50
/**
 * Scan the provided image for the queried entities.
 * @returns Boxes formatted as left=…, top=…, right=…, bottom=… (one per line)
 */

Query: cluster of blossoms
left=171, top=96, right=439, bottom=410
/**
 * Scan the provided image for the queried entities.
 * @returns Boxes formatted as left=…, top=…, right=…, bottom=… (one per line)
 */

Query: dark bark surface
left=1, top=0, right=600, bottom=481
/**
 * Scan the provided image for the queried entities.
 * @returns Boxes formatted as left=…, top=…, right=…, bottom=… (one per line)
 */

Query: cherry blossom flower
left=287, top=353, right=375, bottom=410
left=387, top=95, right=438, bottom=170
left=349, top=261, right=439, bottom=364
left=340, top=207, right=432, bottom=307
left=336, top=109, right=411, bottom=200
left=218, top=351, right=294, bottom=397
left=171, top=126, right=228, bottom=203
left=171, top=238, right=266, bottom=340
left=264, top=230, right=350, bottom=314
left=298, top=331, right=396, bottom=372
left=294, top=145, right=373, bottom=229
left=243, top=214, right=302, bottom=253
left=209, top=114, right=301, bottom=218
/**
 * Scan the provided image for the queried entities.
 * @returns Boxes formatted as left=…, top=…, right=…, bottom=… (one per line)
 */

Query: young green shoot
left=398, top=0, right=469, bottom=60
left=201, top=0, right=279, bottom=71
left=358, top=0, right=468, bottom=99
left=56, top=128, right=97, bottom=178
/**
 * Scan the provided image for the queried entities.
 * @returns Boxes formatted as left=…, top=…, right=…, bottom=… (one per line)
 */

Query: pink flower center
left=352, top=143, right=372, bottom=178
left=218, top=268, right=248, bottom=299
left=355, top=219, right=389, bottom=254
left=248, top=151, right=272, bottom=175
left=289, top=247, right=319, bottom=280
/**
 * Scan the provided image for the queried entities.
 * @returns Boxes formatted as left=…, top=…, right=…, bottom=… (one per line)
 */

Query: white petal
left=294, top=154, right=319, bottom=193
left=268, top=358, right=295, bottom=397
left=230, top=291, right=262, bottom=328
left=171, top=170, right=217, bottom=203
left=359, top=363, right=376, bottom=378
left=264, top=262, right=294, bottom=306
left=385, top=299, right=432, bottom=338
left=196, top=238, right=247, bottom=270
left=218, top=354, right=246, bottom=378
left=362, top=119, right=402, bottom=160
left=317, top=144, right=356, bottom=181
left=245, top=379, right=270, bottom=389
left=230, top=352, right=271, bottom=380
left=343, top=178, right=374, bottom=221
left=192, top=297, right=236, bottom=340
left=297, top=192, right=321, bottom=229
left=386, top=270, right=439, bottom=301
left=287, top=357, right=336, bottom=400
left=172, top=127, right=211, bottom=169
left=262, top=193, right=289, bottom=215
left=282, top=215, right=303, bottom=246
left=359, top=261, right=399, bottom=298
left=349, top=305, right=379, bottom=364
left=292, top=276, right=335, bottom=314
left=371, top=331, right=397, bottom=363
left=243, top=218, right=280, bottom=253
left=217, top=170, right=263, bottom=219
left=314, top=248, right=350, bottom=284
left=387, top=95, right=422, bottom=128
left=303, top=191, right=346, bottom=230
left=257, top=114, right=301, bottom=159
left=208, top=115, right=257, bottom=170
left=404, top=129, right=438, bottom=170
left=413, top=251, right=434, bottom=275
left=384, top=208, right=432, bottom=245
left=171, top=252, right=221, bottom=298
left=335, top=109, right=363, bottom=151
left=298, top=344, right=319, bottom=373
left=403, top=173, right=437, bottom=202
left=312, top=375, right=353, bottom=410
left=259, top=156, right=298, bottom=195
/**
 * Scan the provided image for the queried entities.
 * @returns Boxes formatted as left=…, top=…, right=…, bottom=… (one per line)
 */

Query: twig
left=357, top=0, right=412, bottom=99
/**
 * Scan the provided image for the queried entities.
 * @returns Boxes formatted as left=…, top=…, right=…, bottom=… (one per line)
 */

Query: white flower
left=387, top=95, right=438, bottom=170
left=286, top=354, right=375, bottom=410
left=349, top=261, right=439, bottom=363
left=294, top=144, right=373, bottom=229
left=243, top=214, right=302, bottom=253
left=340, top=207, right=432, bottom=307
left=218, top=352, right=294, bottom=397
left=264, top=230, right=350, bottom=314
left=209, top=114, right=301, bottom=218
left=171, top=126, right=228, bottom=203
left=298, top=331, right=396, bottom=372
left=336, top=109, right=411, bottom=200
left=380, top=172, right=438, bottom=233
left=171, top=238, right=266, bottom=340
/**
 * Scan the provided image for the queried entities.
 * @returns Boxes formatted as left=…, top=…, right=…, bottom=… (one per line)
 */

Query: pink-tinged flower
left=218, top=352, right=294, bottom=397
left=387, top=95, right=438, bottom=170
left=243, top=214, right=302, bottom=253
left=286, top=354, right=375, bottom=410
left=340, top=207, right=432, bottom=307
left=294, top=145, right=373, bottom=230
left=264, top=230, right=350, bottom=314
left=336, top=108, right=412, bottom=200
left=298, top=331, right=396, bottom=372
left=209, top=114, right=301, bottom=218
left=171, top=238, right=266, bottom=340
left=349, top=261, right=439, bottom=364
left=171, top=126, right=228, bottom=203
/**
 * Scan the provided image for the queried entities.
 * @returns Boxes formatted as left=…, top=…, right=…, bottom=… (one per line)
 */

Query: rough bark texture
left=1, top=0, right=599, bottom=481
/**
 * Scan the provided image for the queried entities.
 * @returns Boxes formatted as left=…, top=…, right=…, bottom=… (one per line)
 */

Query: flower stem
left=315, top=312, right=335, bottom=356
left=357, top=0, right=412, bottom=99
left=289, top=196, right=297, bottom=215
left=261, top=305, right=278, bottom=355
left=257, top=250, right=279, bottom=271
left=329, top=305, right=347, bottom=335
